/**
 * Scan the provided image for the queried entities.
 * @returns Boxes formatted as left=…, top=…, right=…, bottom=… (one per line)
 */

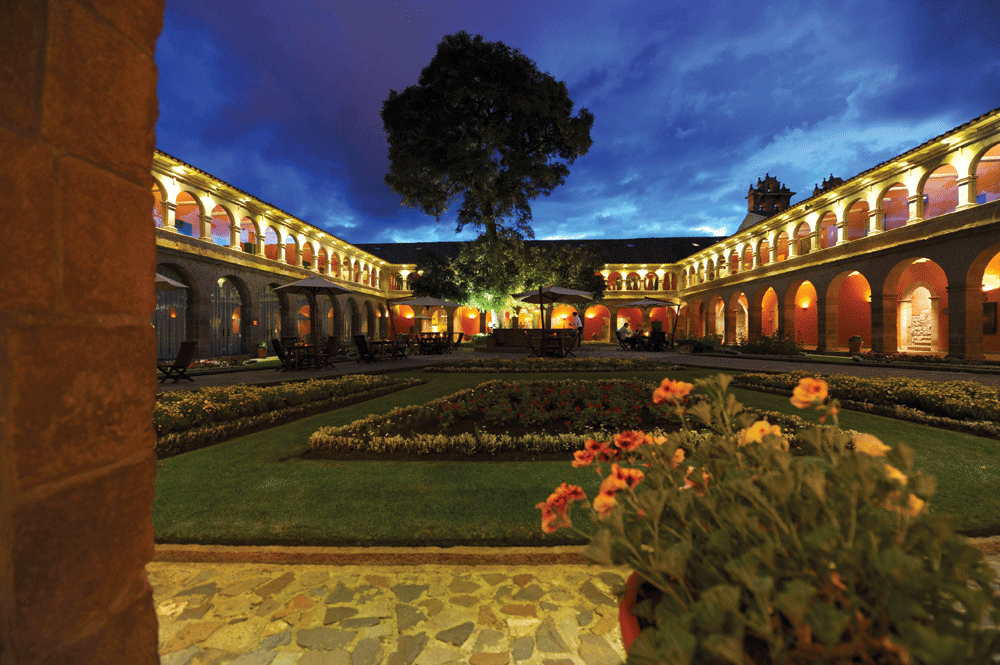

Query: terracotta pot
left=257, top=348, right=268, bottom=358
left=848, top=338, right=863, bottom=353
left=619, top=572, right=642, bottom=651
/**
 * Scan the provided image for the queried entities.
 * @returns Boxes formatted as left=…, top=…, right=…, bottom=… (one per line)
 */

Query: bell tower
left=746, top=174, right=794, bottom=216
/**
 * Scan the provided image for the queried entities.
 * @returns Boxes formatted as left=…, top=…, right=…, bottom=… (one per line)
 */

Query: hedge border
left=155, top=379, right=423, bottom=458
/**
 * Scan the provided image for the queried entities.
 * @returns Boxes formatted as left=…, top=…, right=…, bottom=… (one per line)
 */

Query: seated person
left=618, top=322, right=641, bottom=349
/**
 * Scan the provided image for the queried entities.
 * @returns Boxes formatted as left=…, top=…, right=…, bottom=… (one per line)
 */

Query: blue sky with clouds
left=155, top=0, right=1000, bottom=245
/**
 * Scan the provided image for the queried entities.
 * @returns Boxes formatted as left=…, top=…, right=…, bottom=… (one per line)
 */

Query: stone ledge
left=153, top=544, right=595, bottom=566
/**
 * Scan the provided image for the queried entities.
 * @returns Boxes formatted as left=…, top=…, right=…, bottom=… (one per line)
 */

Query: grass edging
left=732, top=381, right=1000, bottom=440
left=156, top=379, right=423, bottom=458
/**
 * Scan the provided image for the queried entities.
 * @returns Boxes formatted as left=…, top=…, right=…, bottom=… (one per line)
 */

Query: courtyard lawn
left=153, top=368, right=1000, bottom=546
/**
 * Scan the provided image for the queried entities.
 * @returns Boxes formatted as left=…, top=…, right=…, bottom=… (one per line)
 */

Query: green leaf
left=805, top=602, right=850, bottom=645
left=774, top=579, right=815, bottom=627
left=653, top=541, right=691, bottom=581
left=630, top=619, right=695, bottom=665
left=700, top=633, right=744, bottom=665
left=583, top=528, right=614, bottom=565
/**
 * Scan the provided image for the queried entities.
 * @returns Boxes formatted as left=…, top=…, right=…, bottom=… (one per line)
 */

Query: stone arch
left=209, top=203, right=235, bottom=247
left=316, top=247, right=328, bottom=273
left=263, top=226, right=281, bottom=260
left=793, top=221, right=812, bottom=255
left=750, top=285, right=779, bottom=338
left=585, top=305, right=611, bottom=341
left=879, top=182, right=909, bottom=231
left=817, top=211, right=837, bottom=250
left=705, top=261, right=715, bottom=282
left=284, top=233, right=300, bottom=266
left=967, top=241, right=1000, bottom=358
left=726, top=292, right=749, bottom=344
left=154, top=263, right=195, bottom=360
left=330, top=253, right=340, bottom=279
left=742, top=245, right=754, bottom=271
left=347, top=298, right=361, bottom=336
left=784, top=280, right=817, bottom=348
left=624, top=271, right=641, bottom=290
left=240, top=216, right=259, bottom=254
left=973, top=143, right=1000, bottom=204
left=690, top=299, right=706, bottom=337
left=919, top=163, right=959, bottom=219
left=301, top=241, right=315, bottom=270
left=728, top=249, right=740, bottom=275
left=643, top=272, right=658, bottom=290
left=261, top=283, right=282, bottom=342
left=774, top=231, right=790, bottom=262
left=173, top=190, right=204, bottom=238
left=825, top=270, right=871, bottom=350
left=757, top=238, right=771, bottom=266
left=882, top=258, right=949, bottom=355
left=707, top=295, right=725, bottom=338
left=151, top=177, right=168, bottom=229
left=209, top=275, right=249, bottom=356
left=846, top=200, right=869, bottom=241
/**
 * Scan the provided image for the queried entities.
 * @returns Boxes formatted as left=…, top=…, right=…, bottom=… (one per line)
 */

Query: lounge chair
left=353, top=334, right=377, bottom=363
left=313, top=336, right=340, bottom=369
left=157, top=341, right=198, bottom=383
left=271, top=339, right=296, bottom=371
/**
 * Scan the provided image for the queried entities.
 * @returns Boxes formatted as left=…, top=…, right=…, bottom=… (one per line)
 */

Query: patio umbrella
left=275, top=277, right=359, bottom=344
left=390, top=296, right=461, bottom=337
left=512, top=285, right=594, bottom=332
left=618, top=297, right=681, bottom=343
left=155, top=273, right=188, bottom=291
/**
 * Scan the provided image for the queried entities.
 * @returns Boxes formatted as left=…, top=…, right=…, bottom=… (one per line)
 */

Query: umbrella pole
left=388, top=301, right=397, bottom=339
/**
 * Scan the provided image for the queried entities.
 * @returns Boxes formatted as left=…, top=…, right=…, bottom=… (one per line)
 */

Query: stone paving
left=150, top=560, right=629, bottom=665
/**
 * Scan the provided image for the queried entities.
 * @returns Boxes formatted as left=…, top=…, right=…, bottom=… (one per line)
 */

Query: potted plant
left=848, top=334, right=864, bottom=353
left=538, top=375, right=1000, bottom=664
left=256, top=341, right=268, bottom=358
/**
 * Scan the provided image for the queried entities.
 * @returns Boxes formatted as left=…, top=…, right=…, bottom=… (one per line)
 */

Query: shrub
left=736, top=333, right=804, bottom=356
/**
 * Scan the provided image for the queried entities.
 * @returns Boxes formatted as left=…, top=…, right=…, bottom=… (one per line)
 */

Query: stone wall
left=1, top=1, right=164, bottom=662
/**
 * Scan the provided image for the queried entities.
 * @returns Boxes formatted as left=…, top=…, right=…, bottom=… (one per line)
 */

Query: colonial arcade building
left=154, top=106, right=1000, bottom=360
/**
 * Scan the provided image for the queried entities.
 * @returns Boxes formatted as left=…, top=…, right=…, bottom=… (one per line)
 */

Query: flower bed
left=731, top=371, right=1000, bottom=427
left=309, top=378, right=822, bottom=460
left=155, top=376, right=422, bottom=458
left=424, top=357, right=681, bottom=373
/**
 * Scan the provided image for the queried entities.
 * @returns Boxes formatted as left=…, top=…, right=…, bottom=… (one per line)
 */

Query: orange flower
left=614, top=430, right=645, bottom=452
left=737, top=420, right=788, bottom=450
left=592, top=490, right=618, bottom=516
left=610, top=463, right=645, bottom=489
left=653, top=378, right=694, bottom=404
left=584, top=439, right=604, bottom=453
left=535, top=483, right=586, bottom=533
left=572, top=449, right=594, bottom=468
left=884, top=464, right=908, bottom=485
left=670, top=447, right=685, bottom=469
left=679, top=465, right=710, bottom=496
left=853, top=433, right=890, bottom=457
left=790, top=377, right=828, bottom=409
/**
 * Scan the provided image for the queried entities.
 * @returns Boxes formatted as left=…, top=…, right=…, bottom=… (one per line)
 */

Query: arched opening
left=881, top=183, right=909, bottom=231
left=885, top=258, right=949, bottom=355
left=758, top=239, right=770, bottom=266
left=210, top=205, right=232, bottom=246
left=774, top=232, right=789, bottom=262
left=174, top=191, right=201, bottom=238
left=827, top=271, right=871, bottom=350
left=317, top=248, right=328, bottom=273
left=625, top=272, right=641, bottom=290
left=264, top=227, right=280, bottom=260
left=284, top=235, right=299, bottom=266
left=301, top=243, right=314, bottom=270
left=975, top=143, right=1000, bottom=204
left=153, top=264, right=192, bottom=360
left=616, top=307, right=642, bottom=333
left=760, top=287, right=778, bottom=336
left=295, top=301, right=311, bottom=342
left=728, top=250, right=739, bottom=275
left=692, top=300, right=706, bottom=337
left=327, top=297, right=341, bottom=342
left=376, top=303, right=389, bottom=338
left=847, top=201, right=869, bottom=241
left=261, top=284, right=281, bottom=342
left=742, top=245, right=754, bottom=270
left=789, top=281, right=818, bottom=348
left=455, top=306, right=480, bottom=338
left=709, top=296, right=725, bottom=338
left=240, top=217, right=257, bottom=253
left=585, top=305, right=611, bottom=341
left=364, top=301, right=377, bottom=337
left=727, top=292, right=749, bottom=344
left=794, top=223, right=811, bottom=255
left=427, top=306, right=446, bottom=333
left=643, top=273, right=659, bottom=290
left=550, top=304, right=577, bottom=329
left=152, top=183, right=164, bottom=228
left=818, top=212, right=837, bottom=250
left=330, top=255, right=340, bottom=279
left=347, top=298, right=360, bottom=336
left=923, top=164, right=959, bottom=218
left=606, top=271, right=622, bottom=291
left=393, top=304, right=415, bottom=336
left=209, top=276, right=245, bottom=356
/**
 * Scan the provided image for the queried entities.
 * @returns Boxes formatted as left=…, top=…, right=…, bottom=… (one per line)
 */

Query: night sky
left=155, top=0, right=1000, bottom=246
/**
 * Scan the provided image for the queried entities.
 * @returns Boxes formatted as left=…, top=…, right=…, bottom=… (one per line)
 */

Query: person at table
left=618, top=321, right=641, bottom=349
left=572, top=311, right=583, bottom=337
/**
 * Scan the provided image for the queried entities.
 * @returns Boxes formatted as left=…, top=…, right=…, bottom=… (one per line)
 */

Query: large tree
left=382, top=31, right=594, bottom=242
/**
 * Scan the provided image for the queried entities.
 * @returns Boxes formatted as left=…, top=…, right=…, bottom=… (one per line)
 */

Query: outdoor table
left=369, top=339, right=393, bottom=360
left=418, top=333, right=447, bottom=354
left=289, top=344, right=317, bottom=370
left=525, top=329, right=574, bottom=358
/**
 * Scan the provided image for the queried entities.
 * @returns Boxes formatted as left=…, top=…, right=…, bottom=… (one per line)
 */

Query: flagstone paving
left=150, top=561, right=630, bottom=665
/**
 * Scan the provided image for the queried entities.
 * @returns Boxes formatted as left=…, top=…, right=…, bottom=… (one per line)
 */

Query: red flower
left=614, top=430, right=645, bottom=452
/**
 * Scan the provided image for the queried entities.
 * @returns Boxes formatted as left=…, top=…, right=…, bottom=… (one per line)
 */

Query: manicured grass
left=153, top=367, right=1000, bottom=546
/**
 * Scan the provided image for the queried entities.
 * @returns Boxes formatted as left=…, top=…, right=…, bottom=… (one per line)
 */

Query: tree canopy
left=381, top=31, right=594, bottom=241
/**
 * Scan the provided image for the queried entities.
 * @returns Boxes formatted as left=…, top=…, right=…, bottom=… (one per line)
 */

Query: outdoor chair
left=271, top=339, right=296, bottom=371
left=157, top=341, right=198, bottom=384
left=313, top=336, right=340, bottom=369
left=280, top=336, right=299, bottom=348
left=450, top=332, right=464, bottom=351
left=353, top=334, right=377, bottom=363
left=562, top=329, right=580, bottom=357
left=616, top=330, right=632, bottom=351
left=392, top=334, right=409, bottom=359
left=648, top=330, right=667, bottom=352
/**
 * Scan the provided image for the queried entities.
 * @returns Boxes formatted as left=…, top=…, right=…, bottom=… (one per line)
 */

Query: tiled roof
left=355, top=236, right=728, bottom=267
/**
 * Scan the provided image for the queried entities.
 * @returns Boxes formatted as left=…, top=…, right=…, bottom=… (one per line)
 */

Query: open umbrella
left=390, top=296, right=461, bottom=338
left=618, top=297, right=681, bottom=345
left=155, top=273, right=188, bottom=291
left=275, top=277, right=359, bottom=344
left=512, top=285, right=593, bottom=332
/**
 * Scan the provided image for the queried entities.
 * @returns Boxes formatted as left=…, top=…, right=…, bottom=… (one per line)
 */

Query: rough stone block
left=12, top=324, right=155, bottom=490
left=0, top=1, right=41, bottom=129
left=60, top=156, right=156, bottom=316
left=87, top=0, right=165, bottom=53
left=42, top=2, right=158, bottom=183
left=0, top=130, right=55, bottom=312
left=12, top=456, right=156, bottom=659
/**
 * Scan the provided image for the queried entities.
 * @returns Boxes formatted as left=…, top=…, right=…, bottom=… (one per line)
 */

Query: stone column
left=815, top=293, right=828, bottom=352
left=907, top=193, right=924, bottom=224
left=835, top=221, right=847, bottom=245
left=162, top=199, right=177, bottom=232
left=229, top=219, right=240, bottom=250
left=929, top=295, right=941, bottom=353
left=199, top=212, right=212, bottom=242
left=868, top=208, right=883, bottom=235
left=748, top=299, right=763, bottom=340
left=870, top=289, right=897, bottom=355
left=1, top=1, right=163, bottom=662
left=946, top=284, right=984, bottom=359
left=957, top=175, right=978, bottom=211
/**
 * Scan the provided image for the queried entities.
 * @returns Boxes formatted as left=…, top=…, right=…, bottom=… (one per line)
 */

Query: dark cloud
left=155, top=0, right=1000, bottom=245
